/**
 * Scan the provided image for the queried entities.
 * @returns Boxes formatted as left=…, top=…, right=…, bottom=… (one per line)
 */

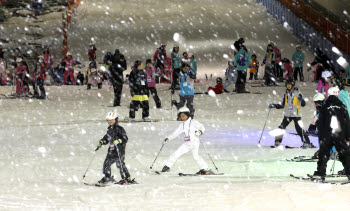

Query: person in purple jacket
left=145, top=59, right=161, bottom=108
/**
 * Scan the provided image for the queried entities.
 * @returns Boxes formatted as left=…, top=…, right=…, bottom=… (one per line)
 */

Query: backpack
left=238, top=53, right=246, bottom=66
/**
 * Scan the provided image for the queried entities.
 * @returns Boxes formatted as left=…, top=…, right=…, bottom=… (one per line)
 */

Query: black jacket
left=311, top=53, right=333, bottom=71
left=110, top=51, right=127, bottom=82
left=317, top=95, right=350, bottom=141
left=100, top=124, right=128, bottom=148
left=129, top=67, right=148, bottom=96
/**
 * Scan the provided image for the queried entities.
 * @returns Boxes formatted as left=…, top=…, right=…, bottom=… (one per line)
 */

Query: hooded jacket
left=274, top=87, right=306, bottom=117
left=317, top=95, right=350, bottom=141
left=234, top=48, right=251, bottom=71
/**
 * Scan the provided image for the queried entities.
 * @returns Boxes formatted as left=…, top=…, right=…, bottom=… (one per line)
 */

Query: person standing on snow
left=307, top=48, right=334, bottom=82
left=312, top=87, right=350, bottom=181
left=234, top=45, right=251, bottom=93
left=268, top=79, right=314, bottom=148
left=88, top=43, right=97, bottom=68
left=60, top=52, right=81, bottom=85
left=110, top=49, right=127, bottom=106
left=292, top=45, right=304, bottom=81
left=223, top=61, right=237, bottom=93
left=272, top=44, right=282, bottom=81
left=262, top=43, right=277, bottom=86
left=96, top=110, right=136, bottom=185
left=128, top=60, right=150, bottom=121
left=15, top=58, right=27, bottom=96
left=317, top=70, right=331, bottom=98
left=33, top=55, right=46, bottom=99
left=161, top=107, right=213, bottom=175
left=233, top=38, right=245, bottom=54
left=42, top=46, right=54, bottom=80
left=188, top=53, right=197, bottom=78
left=248, top=54, right=259, bottom=80
left=172, top=63, right=196, bottom=119
left=153, top=42, right=170, bottom=83
left=144, top=59, right=161, bottom=108
left=171, top=44, right=181, bottom=90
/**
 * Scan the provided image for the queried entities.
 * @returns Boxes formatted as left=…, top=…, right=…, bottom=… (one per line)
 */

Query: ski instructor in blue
left=160, top=107, right=213, bottom=175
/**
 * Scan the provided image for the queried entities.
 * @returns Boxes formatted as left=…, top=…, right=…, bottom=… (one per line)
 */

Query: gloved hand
left=171, top=89, right=175, bottom=95
left=298, top=95, right=303, bottom=101
left=195, top=130, right=203, bottom=136
left=268, top=104, right=274, bottom=109
left=307, top=67, right=312, bottom=71
left=164, top=138, right=169, bottom=143
left=113, top=139, right=122, bottom=145
left=96, top=140, right=103, bottom=151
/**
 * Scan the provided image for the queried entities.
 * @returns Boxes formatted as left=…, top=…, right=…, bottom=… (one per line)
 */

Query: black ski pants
left=236, top=71, right=247, bottom=93
left=33, top=79, right=46, bottom=98
left=129, top=99, right=149, bottom=119
left=275, top=116, right=310, bottom=144
left=103, top=144, right=130, bottom=179
left=147, top=87, right=161, bottom=108
left=316, top=136, right=350, bottom=176
left=112, top=81, right=123, bottom=106
left=172, top=68, right=180, bottom=89
left=263, top=66, right=276, bottom=86
left=293, top=67, right=304, bottom=81
left=178, top=95, right=195, bottom=118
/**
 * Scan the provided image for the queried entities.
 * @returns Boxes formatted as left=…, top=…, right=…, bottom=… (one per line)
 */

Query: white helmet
left=328, top=86, right=340, bottom=97
left=16, top=57, right=22, bottom=63
left=321, top=71, right=332, bottom=79
left=106, top=110, right=118, bottom=120
left=178, top=107, right=190, bottom=114
left=38, top=55, right=44, bottom=60
left=66, top=52, right=72, bottom=56
left=313, top=93, right=325, bottom=102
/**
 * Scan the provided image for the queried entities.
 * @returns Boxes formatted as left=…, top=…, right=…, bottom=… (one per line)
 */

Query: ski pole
left=82, top=151, right=96, bottom=180
left=258, top=108, right=271, bottom=144
left=150, top=142, right=165, bottom=169
left=330, top=152, right=338, bottom=175
left=200, top=140, right=219, bottom=172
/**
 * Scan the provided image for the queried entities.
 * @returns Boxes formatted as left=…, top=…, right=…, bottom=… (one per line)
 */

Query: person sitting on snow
left=207, top=77, right=223, bottom=94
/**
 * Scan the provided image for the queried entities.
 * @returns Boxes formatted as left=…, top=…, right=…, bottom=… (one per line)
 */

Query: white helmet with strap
left=321, top=71, right=332, bottom=79
left=106, top=110, right=118, bottom=120
left=328, top=86, right=340, bottom=97
left=313, top=93, right=325, bottom=102
left=178, top=107, right=190, bottom=114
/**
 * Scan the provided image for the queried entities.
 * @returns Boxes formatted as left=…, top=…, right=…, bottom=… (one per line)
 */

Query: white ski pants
left=165, top=141, right=208, bottom=170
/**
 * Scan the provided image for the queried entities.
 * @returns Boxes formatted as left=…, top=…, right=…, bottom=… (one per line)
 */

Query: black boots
left=196, top=169, right=214, bottom=175
left=87, top=84, right=91, bottom=90
left=98, top=83, right=102, bottom=89
left=161, top=165, right=170, bottom=172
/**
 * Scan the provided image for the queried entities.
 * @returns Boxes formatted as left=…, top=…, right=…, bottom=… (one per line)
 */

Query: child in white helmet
left=95, top=110, right=136, bottom=185
left=161, top=107, right=213, bottom=175
left=307, top=93, right=325, bottom=135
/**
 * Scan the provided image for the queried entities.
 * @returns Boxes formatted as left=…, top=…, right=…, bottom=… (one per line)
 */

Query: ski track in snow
left=1, top=0, right=350, bottom=210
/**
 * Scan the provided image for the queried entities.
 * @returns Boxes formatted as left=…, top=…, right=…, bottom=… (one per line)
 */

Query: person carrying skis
left=161, top=107, right=213, bottom=175
left=33, top=55, right=46, bottom=99
left=128, top=60, right=150, bottom=121
left=292, top=45, right=304, bottom=81
left=96, top=110, right=136, bottom=185
left=268, top=79, right=314, bottom=148
left=144, top=59, right=161, bottom=108
left=312, top=87, right=350, bottom=181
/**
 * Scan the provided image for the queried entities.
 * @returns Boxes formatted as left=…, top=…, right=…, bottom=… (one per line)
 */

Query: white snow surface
left=1, top=82, right=350, bottom=210
left=1, top=0, right=350, bottom=210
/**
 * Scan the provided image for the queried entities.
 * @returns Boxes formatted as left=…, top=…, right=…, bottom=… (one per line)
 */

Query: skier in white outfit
left=161, top=107, right=213, bottom=175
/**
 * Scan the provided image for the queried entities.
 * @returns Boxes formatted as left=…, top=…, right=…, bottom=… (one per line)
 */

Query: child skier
left=128, top=60, right=150, bottom=121
left=306, top=93, right=325, bottom=135
left=60, top=52, right=81, bottom=85
left=261, top=43, right=277, bottom=86
left=268, top=79, right=314, bottom=148
left=15, top=58, right=27, bottom=96
left=96, top=110, right=136, bottom=185
left=317, top=70, right=331, bottom=98
left=144, top=59, right=161, bottom=108
left=33, top=55, right=46, bottom=99
left=281, top=58, right=293, bottom=81
left=248, top=54, right=259, bottom=80
left=87, top=68, right=102, bottom=90
left=161, top=107, right=213, bottom=175
left=207, top=77, right=223, bottom=94
left=223, top=61, right=237, bottom=93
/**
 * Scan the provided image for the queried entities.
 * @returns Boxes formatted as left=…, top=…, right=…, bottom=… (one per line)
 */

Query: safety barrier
left=257, top=0, right=350, bottom=72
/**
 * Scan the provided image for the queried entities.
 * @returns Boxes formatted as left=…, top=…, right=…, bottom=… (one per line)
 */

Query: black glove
left=268, top=104, right=274, bottom=109
left=171, top=89, right=175, bottom=94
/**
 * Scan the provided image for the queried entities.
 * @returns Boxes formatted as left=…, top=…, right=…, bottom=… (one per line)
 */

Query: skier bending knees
left=161, top=107, right=213, bottom=175
left=95, top=110, right=135, bottom=185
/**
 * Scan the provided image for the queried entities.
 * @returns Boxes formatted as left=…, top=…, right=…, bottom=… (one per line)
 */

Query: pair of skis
left=154, top=171, right=224, bottom=176
left=286, top=156, right=317, bottom=162
left=290, top=174, right=350, bottom=185
left=84, top=179, right=138, bottom=187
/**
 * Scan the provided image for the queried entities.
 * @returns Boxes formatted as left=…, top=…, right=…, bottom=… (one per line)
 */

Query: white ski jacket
left=167, top=117, right=205, bottom=143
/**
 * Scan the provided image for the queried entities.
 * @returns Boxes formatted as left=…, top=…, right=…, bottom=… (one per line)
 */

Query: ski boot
left=196, top=169, right=214, bottom=175
left=87, top=84, right=91, bottom=90
left=338, top=169, right=345, bottom=175
left=274, top=141, right=281, bottom=148
left=98, top=83, right=102, bottom=89
left=161, top=165, right=170, bottom=172
left=223, top=89, right=229, bottom=93
left=98, top=176, right=116, bottom=184
left=311, top=150, right=319, bottom=159
left=311, top=172, right=325, bottom=182
left=300, top=142, right=315, bottom=149
left=143, top=116, right=151, bottom=122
